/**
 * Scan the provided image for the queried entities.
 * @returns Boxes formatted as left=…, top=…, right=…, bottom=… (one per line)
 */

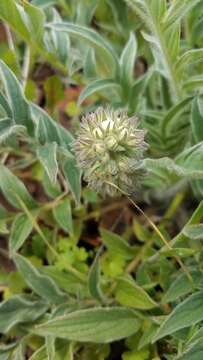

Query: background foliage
left=1, top=0, right=203, bottom=359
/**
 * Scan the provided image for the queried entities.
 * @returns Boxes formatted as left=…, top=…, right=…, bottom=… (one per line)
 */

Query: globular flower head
left=73, top=107, right=147, bottom=197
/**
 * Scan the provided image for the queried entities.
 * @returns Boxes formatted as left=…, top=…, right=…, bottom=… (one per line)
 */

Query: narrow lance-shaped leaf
left=175, top=49, right=203, bottom=75
left=177, top=338, right=203, bottom=360
left=47, top=22, right=119, bottom=70
left=53, top=197, right=73, bottom=235
left=0, top=164, right=36, bottom=210
left=124, top=0, right=180, bottom=101
left=162, top=270, right=203, bottom=304
left=161, top=97, right=192, bottom=136
left=49, top=9, right=70, bottom=66
left=78, top=79, right=121, bottom=105
left=183, top=75, right=203, bottom=92
left=14, top=254, right=67, bottom=304
left=115, top=277, right=157, bottom=310
left=0, top=0, right=30, bottom=41
left=183, top=224, right=203, bottom=240
left=24, top=1, right=45, bottom=43
left=46, top=336, right=55, bottom=360
left=35, top=307, right=140, bottom=343
left=0, top=0, right=45, bottom=43
left=9, top=213, right=33, bottom=254
left=0, top=118, right=25, bottom=144
left=62, top=156, right=81, bottom=205
left=164, top=0, right=202, bottom=30
left=37, top=142, right=58, bottom=184
left=120, top=32, right=137, bottom=87
left=0, top=92, right=12, bottom=117
left=84, top=48, right=97, bottom=79
left=31, top=103, right=74, bottom=149
left=88, top=249, right=105, bottom=302
left=0, top=60, right=34, bottom=135
left=0, top=295, right=48, bottom=334
left=32, top=0, right=56, bottom=7
left=153, top=291, right=203, bottom=342
left=191, top=97, right=203, bottom=142
left=100, top=228, right=136, bottom=260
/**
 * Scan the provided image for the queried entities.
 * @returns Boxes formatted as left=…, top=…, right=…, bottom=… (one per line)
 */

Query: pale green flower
left=73, top=107, right=147, bottom=197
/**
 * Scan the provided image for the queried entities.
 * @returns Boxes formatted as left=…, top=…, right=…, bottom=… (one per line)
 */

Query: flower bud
left=73, top=107, right=147, bottom=197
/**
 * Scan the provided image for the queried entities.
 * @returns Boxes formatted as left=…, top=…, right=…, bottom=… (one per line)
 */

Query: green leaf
left=0, top=0, right=66, bottom=73
left=183, top=76, right=203, bottom=92
left=0, top=118, right=25, bottom=144
left=9, top=213, right=33, bottom=254
left=32, top=0, right=56, bottom=7
left=0, top=0, right=45, bottom=43
left=175, top=49, right=203, bottom=75
left=24, top=1, right=45, bottom=43
left=164, top=0, right=201, bottom=30
left=177, top=337, right=203, bottom=360
left=29, top=341, right=74, bottom=360
left=31, top=104, right=74, bottom=150
left=160, top=248, right=196, bottom=258
left=37, top=142, right=58, bottom=184
left=122, top=348, right=150, bottom=360
left=191, top=17, right=203, bottom=44
left=191, top=97, right=203, bottom=142
left=0, top=164, right=36, bottom=210
left=183, top=224, right=203, bottom=240
left=48, top=9, right=70, bottom=66
left=138, top=324, right=158, bottom=350
left=124, top=0, right=153, bottom=31
left=84, top=48, right=97, bottom=79
left=29, top=346, right=47, bottom=360
left=13, top=344, right=24, bottom=360
left=47, top=22, right=119, bottom=71
left=129, top=71, right=153, bottom=112
left=153, top=291, right=203, bottom=342
left=162, top=271, right=203, bottom=303
left=161, top=97, right=192, bottom=136
left=62, top=157, right=81, bottom=205
left=165, top=24, right=180, bottom=62
left=100, top=228, right=135, bottom=260
left=35, top=307, right=140, bottom=343
left=0, top=343, right=17, bottom=360
left=186, top=326, right=203, bottom=346
left=120, top=32, right=137, bottom=86
left=14, top=254, right=67, bottom=304
left=115, top=277, right=157, bottom=310
left=0, top=220, right=8, bottom=235
left=78, top=79, right=121, bottom=105
left=42, top=170, right=61, bottom=199
left=0, top=0, right=30, bottom=41
left=0, top=295, right=48, bottom=333
left=46, top=336, right=55, bottom=360
left=125, top=0, right=180, bottom=100
left=53, top=198, right=73, bottom=235
left=176, top=142, right=203, bottom=177
left=0, top=61, right=34, bottom=135
left=0, top=92, right=12, bottom=117
left=43, top=266, right=83, bottom=295
left=88, top=250, right=105, bottom=302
